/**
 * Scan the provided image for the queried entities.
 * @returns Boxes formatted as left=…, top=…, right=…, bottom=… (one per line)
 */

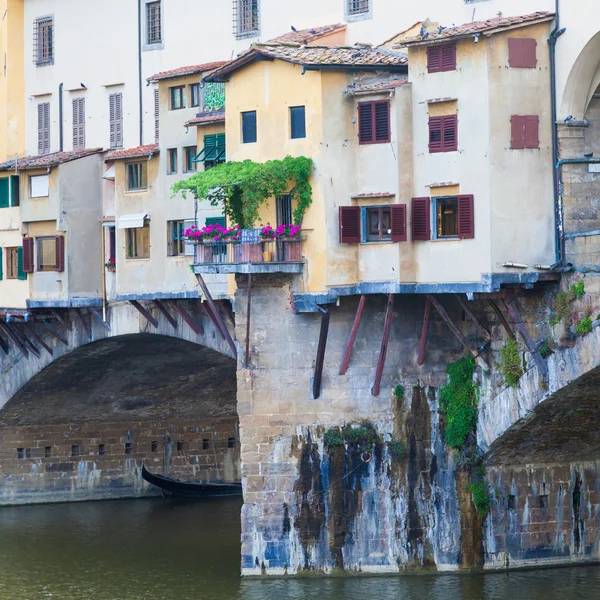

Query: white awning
left=102, top=164, right=115, bottom=180
left=117, top=213, right=149, bottom=229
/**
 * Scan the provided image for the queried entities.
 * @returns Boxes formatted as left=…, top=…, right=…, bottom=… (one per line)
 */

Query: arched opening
left=0, top=333, right=239, bottom=504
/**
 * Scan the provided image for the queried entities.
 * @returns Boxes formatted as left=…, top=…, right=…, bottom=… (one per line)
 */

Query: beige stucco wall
left=0, top=207, right=27, bottom=309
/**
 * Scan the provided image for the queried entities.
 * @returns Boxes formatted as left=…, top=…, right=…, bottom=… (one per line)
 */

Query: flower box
left=283, top=241, right=302, bottom=262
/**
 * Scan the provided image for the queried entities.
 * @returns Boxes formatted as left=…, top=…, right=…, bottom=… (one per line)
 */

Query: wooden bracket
left=12, top=324, right=41, bottom=357
left=245, top=274, right=253, bottom=368
left=169, top=300, right=204, bottom=335
left=51, top=309, right=73, bottom=332
left=0, top=322, right=28, bottom=357
left=24, top=323, right=53, bottom=356
left=75, top=308, right=92, bottom=340
left=313, top=308, right=331, bottom=399
left=154, top=300, right=178, bottom=330
left=372, top=294, right=395, bottom=397
left=417, top=297, right=432, bottom=366
left=488, top=299, right=515, bottom=340
left=130, top=301, right=159, bottom=328
left=0, top=329, right=9, bottom=355
left=88, top=307, right=111, bottom=332
left=39, top=321, right=68, bottom=346
left=454, top=294, right=491, bottom=341
left=339, top=295, right=366, bottom=375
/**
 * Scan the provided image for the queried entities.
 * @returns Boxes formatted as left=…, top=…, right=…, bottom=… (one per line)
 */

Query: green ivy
left=393, top=385, right=404, bottom=401
left=575, top=316, right=593, bottom=336
left=323, top=421, right=380, bottom=451
left=388, top=440, right=407, bottom=461
left=439, top=357, right=477, bottom=449
left=467, top=478, right=490, bottom=516
left=171, top=156, right=314, bottom=228
left=498, top=338, right=523, bottom=388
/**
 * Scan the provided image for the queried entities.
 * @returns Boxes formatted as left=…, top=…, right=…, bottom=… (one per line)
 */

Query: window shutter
left=17, top=247, right=27, bottom=280
left=22, top=238, right=34, bottom=273
left=217, top=132, right=226, bottom=160
left=154, top=89, right=160, bottom=143
left=72, top=98, right=85, bottom=150
left=38, top=103, right=50, bottom=155
left=441, top=45, right=456, bottom=71
left=206, top=216, right=226, bottom=227
left=358, top=102, right=374, bottom=144
left=55, top=236, right=65, bottom=272
left=457, top=195, right=474, bottom=239
left=374, top=101, right=390, bottom=143
left=508, top=38, right=537, bottom=68
left=390, top=204, right=407, bottom=242
left=411, top=197, right=430, bottom=241
left=442, top=115, right=458, bottom=151
left=427, top=46, right=441, bottom=73
left=339, top=206, right=361, bottom=243
left=0, top=178, right=9, bottom=208
left=115, top=93, right=123, bottom=148
left=109, top=94, right=116, bottom=148
left=9, top=175, right=19, bottom=207
left=204, top=134, right=217, bottom=160
left=524, top=115, right=539, bottom=149
left=510, top=115, right=525, bottom=149
left=429, top=117, right=442, bottom=152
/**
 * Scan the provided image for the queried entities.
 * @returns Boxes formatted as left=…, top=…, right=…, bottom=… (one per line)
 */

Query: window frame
left=36, top=236, right=58, bottom=272
left=170, top=86, right=185, bottom=110
left=346, top=0, right=371, bottom=21
left=167, top=220, right=186, bottom=256
left=290, top=106, right=306, bottom=140
left=234, top=0, right=260, bottom=39
left=30, top=174, right=49, bottom=198
left=428, top=115, right=458, bottom=153
left=190, top=83, right=200, bottom=108
left=33, top=16, right=54, bottom=66
left=126, top=161, right=148, bottom=191
left=432, top=196, right=459, bottom=240
left=6, top=247, right=18, bottom=279
left=146, top=0, right=162, bottom=46
left=126, top=224, right=151, bottom=260
left=362, top=206, right=392, bottom=243
left=241, top=110, right=257, bottom=144
left=184, top=146, right=197, bottom=173
left=358, top=100, right=391, bottom=145
left=167, top=148, right=178, bottom=175
left=427, top=44, right=457, bottom=74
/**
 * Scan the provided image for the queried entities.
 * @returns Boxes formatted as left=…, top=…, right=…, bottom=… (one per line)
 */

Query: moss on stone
left=498, top=338, right=523, bottom=388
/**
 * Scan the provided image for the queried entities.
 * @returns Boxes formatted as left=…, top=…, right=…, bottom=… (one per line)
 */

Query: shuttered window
left=511, top=115, right=539, bottom=149
left=290, top=106, right=306, bottom=139
left=0, top=178, right=8, bottom=209
left=109, top=93, right=123, bottom=149
left=203, top=133, right=226, bottom=168
left=146, top=1, right=162, bottom=44
left=33, top=17, right=53, bottom=66
left=0, top=177, right=18, bottom=209
left=429, top=115, right=457, bottom=153
left=184, top=146, right=197, bottom=172
left=457, top=195, right=474, bottom=239
left=411, top=197, right=430, bottom=241
left=36, top=236, right=63, bottom=271
left=72, top=98, right=85, bottom=150
left=234, top=0, right=259, bottom=38
left=390, top=204, right=407, bottom=242
left=358, top=100, right=390, bottom=144
left=427, top=45, right=456, bottom=73
left=16, top=247, right=27, bottom=280
left=37, top=102, right=50, bottom=155
left=242, top=111, right=257, bottom=143
left=154, top=89, right=160, bottom=143
left=508, top=38, right=537, bottom=69
left=10, top=175, right=19, bottom=207
left=167, top=148, right=178, bottom=174
left=339, top=206, right=361, bottom=243
left=22, top=238, right=35, bottom=273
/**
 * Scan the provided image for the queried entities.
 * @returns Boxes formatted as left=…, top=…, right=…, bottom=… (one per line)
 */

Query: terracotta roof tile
left=346, top=78, right=409, bottom=95
left=0, top=148, right=104, bottom=171
left=269, top=23, right=346, bottom=44
left=104, top=144, right=159, bottom=162
left=148, top=61, right=228, bottom=83
left=399, top=12, right=555, bottom=46
left=185, top=112, right=226, bottom=128
left=206, top=43, right=408, bottom=82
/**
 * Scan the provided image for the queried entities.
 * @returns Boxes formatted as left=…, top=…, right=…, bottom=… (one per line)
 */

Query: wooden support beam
left=245, top=274, right=253, bottom=368
left=502, top=293, right=548, bottom=377
left=195, top=273, right=237, bottom=359
left=129, top=301, right=159, bottom=328
left=75, top=308, right=92, bottom=340
left=24, top=323, right=53, bottom=356
left=169, top=301, right=204, bottom=335
left=454, top=294, right=491, bottom=341
left=0, top=322, right=28, bottom=357
left=154, top=300, right=178, bottom=330
left=12, top=324, right=41, bottom=357
left=39, top=321, right=69, bottom=346
left=219, top=300, right=235, bottom=327
left=51, top=309, right=72, bottom=332
left=339, top=295, right=366, bottom=375
left=0, top=331, right=9, bottom=355
left=313, top=308, right=331, bottom=399
left=88, top=307, right=111, bottom=332
left=372, top=294, right=394, bottom=397
left=417, top=297, right=432, bottom=366
left=201, top=301, right=227, bottom=338
left=488, top=299, right=515, bottom=340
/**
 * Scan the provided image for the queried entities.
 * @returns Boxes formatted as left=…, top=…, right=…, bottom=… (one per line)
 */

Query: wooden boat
left=141, top=463, right=242, bottom=498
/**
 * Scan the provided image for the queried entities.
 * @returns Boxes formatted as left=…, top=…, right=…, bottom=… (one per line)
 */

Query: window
left=38, top=102, right=50, bottom=155
left=365, top=207, right=391, bottom=242
left=126, top=225, right=150, bottom=259
left=109, top=93, right=123, bottom=149
left=358, top=101, right=390, bottom=144
left=167, top=220, right=185, bottom=256
left=290, top=106, right=306, bottom=139
left=146, top=1, right=162, bottom=44
left=30, top=174, right=49, bottom=198
left=170, top=86, right=185, bottom=110
left=6, top=248, right=19, bottom=279
left=432, top=195, right=474, bottom=240
left=167, top=148, right=178, bottom=174
left=151, top=441, right=158, bottom=453
left=33, top=17, right=53, bottom=66
left=508, top=38, right=537, bottom=69
left=276, top=195, right=292, bottom=226
left=127, top=162, right=147, bottom=191
left=347, top=0, right=369, bottom=15
left=242, top=111, right=257, bottom=143
left=154, top=89, right=160, bottom=143
left=109, top=227, right=116, bottom=262
left=203, top=134, right=226, bottom=168
left=190, top=84, right=200, bottom=108
left=72, top=97, right=85, bottom=150
left=511, top=115, right=539, bottom=149
left=0, top=176, right=19, bottom=208
left=234, top=0, right=259, bottom=38
left=37, top=236, right=64, bottom=272
left=427, top=45, right=456, bottom=73
left=184, top=146, right=197, bottom=172
left=429, top=115, right=458, bottom=153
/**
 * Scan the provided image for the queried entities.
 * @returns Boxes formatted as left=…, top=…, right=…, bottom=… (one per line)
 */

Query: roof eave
left=204, top=53, right=274, bottom=83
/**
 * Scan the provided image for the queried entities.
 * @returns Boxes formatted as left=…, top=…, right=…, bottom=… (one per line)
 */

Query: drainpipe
left=137, top=0, right=144, bottom=146
left=548, top=0, right=566, bottom=265
left=58, top=82, right=64, bottom=151
left=101, top=223, right=107, bottom=322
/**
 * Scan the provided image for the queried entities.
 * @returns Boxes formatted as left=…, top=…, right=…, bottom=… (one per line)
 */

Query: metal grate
left=147, top=1, right=162, bottom=44
left=347, top=0, right=369, bottom=15
left=33, top=17, right=54, bottom=66
left=233, top=0, right=259, bottom=38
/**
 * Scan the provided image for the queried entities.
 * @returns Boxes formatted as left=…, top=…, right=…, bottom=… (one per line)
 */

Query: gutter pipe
left=58, top=82, right=64, bottom=151
left=137, top=0, right=143, bottom=146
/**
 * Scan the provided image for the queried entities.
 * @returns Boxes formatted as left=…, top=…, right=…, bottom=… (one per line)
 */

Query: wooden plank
left=12, top=324, right=41, bottom=357
left=417, top=297, right=431, bottom=366
left=488, top=299, right=515, bottom=340
left=39, top=321, right=68, bottom=346
left=75, top=308, right=92, bottom=340
left=88, top=307, right=111, bottom=332
left=0, top=331, right=8, bottom=354
left=51, top=309, right=73, bottom=332
left=129, top=301, right=159, bottom=328
left=24, top=323, right=53, bottom=356
left=454, top=294, right=491, bottom=341
left=201, top=301, right=226, bottom=337
left=372, top=294, right=394, bottom=397
left=0, top=322, right=28, bottom=357
left=169, top=301, right=204, bottom=335
left=245, top=273, right=253, bottom=368
left=154, top=300, right=178, bottom=330
left=339, top=295, right=366, bottom=375
left=313, top=308, right=331, bottom=399
left=195, top=273, right=237, bottom=359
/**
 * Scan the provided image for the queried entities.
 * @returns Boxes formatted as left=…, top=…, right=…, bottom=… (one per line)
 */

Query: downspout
left=137, top=0, right=144, bottom=146
left=101, top=223, right=107, bottom=322
left=58, top=82, right=64, bottom=151
left=548, top=0, right=566, bottom=265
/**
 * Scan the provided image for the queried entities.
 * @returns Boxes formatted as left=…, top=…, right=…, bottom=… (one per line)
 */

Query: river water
left=0, top=497, right=599, bottom=600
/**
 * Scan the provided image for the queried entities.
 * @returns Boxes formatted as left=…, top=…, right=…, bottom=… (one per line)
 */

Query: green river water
left=0, top=497, right=598, bottom=600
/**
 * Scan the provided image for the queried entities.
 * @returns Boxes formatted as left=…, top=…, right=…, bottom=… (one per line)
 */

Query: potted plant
left=277, top=224, right=303, bottom=262
left=259, top=225, right=276, bottom=262
left=105, top=258, right=116, bottom=272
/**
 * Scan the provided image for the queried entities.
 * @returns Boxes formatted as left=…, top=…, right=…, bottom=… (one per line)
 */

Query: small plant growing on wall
left=467, top=467, right=490, bottom=516
left=388, top=440, right=407, bottom=461
left=393, top=385, right=404, bottom=401
left=550, top=280, right=585, bottom=326
left=575, top=316, right=593, bottom=336
left=498, top=338, right=523, bottom=388
left=323, top=421, right=380, bottom=451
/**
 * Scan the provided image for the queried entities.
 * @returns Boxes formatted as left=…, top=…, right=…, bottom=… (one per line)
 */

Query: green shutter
left=216, top=133, right=226, bottom=162
left=0, top=247, right=3, bottom=280
left=9, top=176, right=19, bottom=207
left=0, top=179, right=9, bottom=209
left=17, top=247, right=27, bottom=280
left=204, top=134, right=217, bottom=161
left=206, top=216, right=226, bottom=228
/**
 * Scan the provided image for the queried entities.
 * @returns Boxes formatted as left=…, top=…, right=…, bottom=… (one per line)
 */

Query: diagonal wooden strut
left=339, top=295, right=366, bottom=375
left=372, top=294, right=394, bottom=396
left=454, top=294, right=491, bottom=341
left=169, top=301, right=204, bottom=335
left=488, top=299, right=515, bottom=340
left=313, top=308, right=331, bottom=399
left=11, top=324, right=40, bottom=357
left=417, top=297, right=432, bottom=366
left=0, top=330, right=9, bottom=354
left=88, top=307, right=111, bottom=331
left=75, top=309, right=92, bottom=340
left=130, top=301, right=159, bottom=328
left=0, top=322, right=28, bottom=357
left=51, top=309, right=73, bottom=332
left=154, top=300, right=178, bottom=329
left=39, top=321, right=68, bottom=346
left=245, top=274, right=252, bottom=368
left=24, top=323, right=53, bottom=356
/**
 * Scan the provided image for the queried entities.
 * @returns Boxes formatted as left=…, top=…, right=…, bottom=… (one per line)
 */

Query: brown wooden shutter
left=457, top=195, right=474, bottom=239
left=358, top=102, right=374, bottom=144
left=390, top=204, right=407, bottom=242
left=442, top=115, right=458, bottom=151
left=441, top=45, right=456, bottom=71
left=429, top=117, right=442, bottom=152
left=524, top=115, right=539, bottom=149
left=411, top=197, right=430, bottom=241
left=22, top=237, right=34, bottom=273
left=508, top=38, right=537, bottom=68
left=510, top=115, right=525, bottom=149
left=339, top=206, right=361, bottom=243
left=374, top=101, right=390, bottom=143
left=427, top=46, right=441, bottom=73
left=55, top=236, right=65, bottom=272
left=154, top=89, right=160, bottom=143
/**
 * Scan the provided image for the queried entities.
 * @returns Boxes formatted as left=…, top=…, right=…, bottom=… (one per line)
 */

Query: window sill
left=346, top=11, right=372, bottom=22
left=167, top=254, right=190, bottom=259
left=30, top=196, right=49, bottom=200
left=125, top=189, right=148, bottom=194
left=360, top=241, right=394, bottom=246
left=125, top=258, right=150, bottom=262
left=431, top=237, right=460, bottom=242
left=143, top=42, right=164, bottom=52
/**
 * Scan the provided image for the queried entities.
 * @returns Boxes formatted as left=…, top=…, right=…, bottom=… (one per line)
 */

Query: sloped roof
left=346, top=78, right=409, bottom=95
left=399, top=12, right=555, bottom=46
left=269, top=23, right=346, bottom=44
left=205, top=43, right=408, bottom=82
left=104, top=144, right=159, bottom=162
left=185, top=112, right=226, bottom=128
left=147, top=61, right=228, bottom=83
left=0, top=148, right=104, bottom=171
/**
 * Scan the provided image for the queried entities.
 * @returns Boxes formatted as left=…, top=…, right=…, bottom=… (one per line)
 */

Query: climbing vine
left=171, top=156, right=314, bottom=228
left=467, top=467, right=490, bottom=516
